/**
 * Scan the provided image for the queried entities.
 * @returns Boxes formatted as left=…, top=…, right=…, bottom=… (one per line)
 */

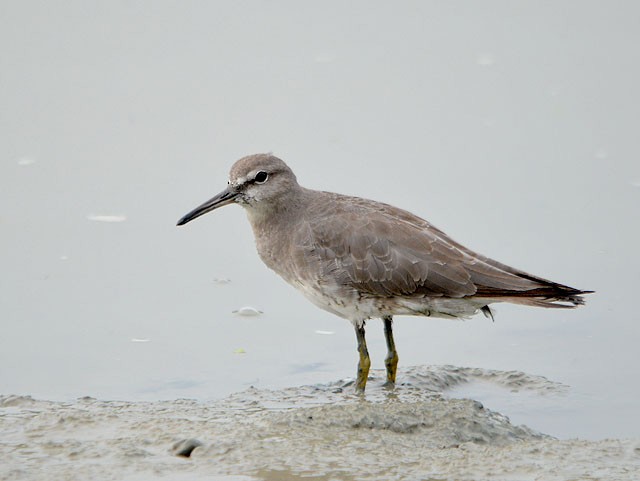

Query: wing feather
left=291, top=192, right=581, bottom=301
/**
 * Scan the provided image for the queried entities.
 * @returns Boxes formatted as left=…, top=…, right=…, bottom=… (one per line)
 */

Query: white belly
left=291, top=279, right=487, bottom=327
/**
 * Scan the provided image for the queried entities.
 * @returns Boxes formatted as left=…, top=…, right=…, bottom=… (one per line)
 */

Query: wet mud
left=1, top=366, right=638, bottom=481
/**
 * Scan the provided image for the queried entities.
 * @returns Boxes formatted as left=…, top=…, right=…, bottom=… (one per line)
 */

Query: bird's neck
left=246, top=188, right=306, bottom=221
left=245, top=186, right=311, bottom=234
left=244, top=187, right=313, bottom=277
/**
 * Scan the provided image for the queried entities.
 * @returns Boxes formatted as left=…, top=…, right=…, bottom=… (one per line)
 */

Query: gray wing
left=291, top=194, right=559, bottom=299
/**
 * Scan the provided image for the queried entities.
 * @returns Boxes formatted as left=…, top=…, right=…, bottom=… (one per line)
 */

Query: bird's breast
left=249, top=218, right=298, bottom=279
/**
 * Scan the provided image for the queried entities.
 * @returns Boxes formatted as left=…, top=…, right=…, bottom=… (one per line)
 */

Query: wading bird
left=177, top=154, right=591, bottom=391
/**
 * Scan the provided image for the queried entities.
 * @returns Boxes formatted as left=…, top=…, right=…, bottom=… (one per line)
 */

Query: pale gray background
left=1, top=1, right=638, bottom=440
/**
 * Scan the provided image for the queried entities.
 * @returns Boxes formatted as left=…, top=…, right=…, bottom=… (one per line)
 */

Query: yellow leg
left=355, top=324, right=371, bottom=392
left=383, top=316, right=399, bottom=384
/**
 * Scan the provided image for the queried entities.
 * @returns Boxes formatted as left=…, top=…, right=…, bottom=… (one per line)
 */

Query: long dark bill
left=176, top=188, right=238, bottom=226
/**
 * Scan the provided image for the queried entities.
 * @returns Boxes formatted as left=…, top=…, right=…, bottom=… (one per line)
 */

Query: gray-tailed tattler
left=177, top=153, right=591, bottom=392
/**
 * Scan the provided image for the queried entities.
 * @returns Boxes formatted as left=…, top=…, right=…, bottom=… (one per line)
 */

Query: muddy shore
left=2, top=366, right=638, bottom=481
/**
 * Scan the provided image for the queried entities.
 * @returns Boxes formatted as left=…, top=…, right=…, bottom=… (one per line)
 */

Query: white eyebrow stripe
left=231, top=176, right=247, bottom=186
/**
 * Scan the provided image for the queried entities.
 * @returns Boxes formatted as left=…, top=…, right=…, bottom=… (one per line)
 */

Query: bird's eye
left=254, top=171, right=269, bottom=184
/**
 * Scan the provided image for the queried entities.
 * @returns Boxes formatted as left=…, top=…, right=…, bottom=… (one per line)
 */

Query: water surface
left=1, top=1, right=639, bottom=443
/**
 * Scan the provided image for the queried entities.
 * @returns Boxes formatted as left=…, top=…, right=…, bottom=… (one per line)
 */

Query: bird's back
left=265, top=189, right=589, bottom=320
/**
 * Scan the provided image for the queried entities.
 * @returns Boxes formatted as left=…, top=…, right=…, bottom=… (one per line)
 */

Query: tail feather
left=502, top=295, right=589, bottom=309
left=476, top=282, right=593, bottom=309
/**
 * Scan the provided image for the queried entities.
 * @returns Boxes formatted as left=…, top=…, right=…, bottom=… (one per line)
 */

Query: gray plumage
left=177, top=153, right=591, bottom=390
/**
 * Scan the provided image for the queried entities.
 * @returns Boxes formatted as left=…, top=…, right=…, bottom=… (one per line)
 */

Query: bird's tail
left=480, top=283, right=593, bottom=309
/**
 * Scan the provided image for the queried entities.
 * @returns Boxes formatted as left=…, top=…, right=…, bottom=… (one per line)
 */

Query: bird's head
left=176, top=153, right=299, bottom=226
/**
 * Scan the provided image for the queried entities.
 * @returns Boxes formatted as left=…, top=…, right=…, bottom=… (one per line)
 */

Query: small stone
left=172, top=438, right=203, bottom=458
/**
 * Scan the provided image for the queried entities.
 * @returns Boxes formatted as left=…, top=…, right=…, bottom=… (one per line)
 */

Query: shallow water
left=1, top=0, right=640, bottom=453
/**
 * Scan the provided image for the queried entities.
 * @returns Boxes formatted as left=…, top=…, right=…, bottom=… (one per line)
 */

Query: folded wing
left=292, top=194, right=588, bottom=306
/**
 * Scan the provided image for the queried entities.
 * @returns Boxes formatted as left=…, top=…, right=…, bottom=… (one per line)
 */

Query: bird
left=177, top=153, right=592, bottom=392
